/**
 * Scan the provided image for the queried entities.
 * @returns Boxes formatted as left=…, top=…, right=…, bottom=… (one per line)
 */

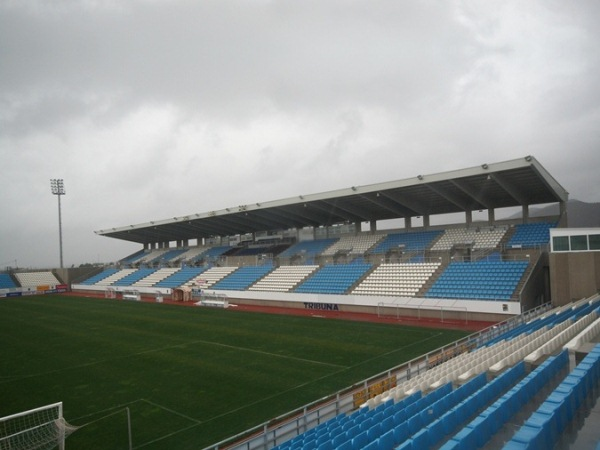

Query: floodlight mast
left=50, top=179, right=65, bottom=269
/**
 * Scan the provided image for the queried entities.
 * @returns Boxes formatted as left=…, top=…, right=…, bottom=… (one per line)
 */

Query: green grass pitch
left=0, top=295, right=468, bottom=449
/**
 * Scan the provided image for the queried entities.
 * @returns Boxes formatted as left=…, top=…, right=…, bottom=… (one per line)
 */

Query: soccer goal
left=0, top=402, right=78, bottom=450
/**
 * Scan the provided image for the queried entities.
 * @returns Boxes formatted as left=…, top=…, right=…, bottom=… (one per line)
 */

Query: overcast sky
left=1, top=0, right=599, bottom=269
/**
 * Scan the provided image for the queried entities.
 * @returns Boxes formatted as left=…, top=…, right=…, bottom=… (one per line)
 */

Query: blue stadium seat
left=212, top=265, right=274, bottom=291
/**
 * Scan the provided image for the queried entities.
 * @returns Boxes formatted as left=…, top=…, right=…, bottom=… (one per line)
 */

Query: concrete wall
left=549, top=252, right=600, bottom=306
left=54, top=266, right=103, bottom=285
left=71, top=283, right=522, bottom=322
left=520, top=252, right=551, bottom=312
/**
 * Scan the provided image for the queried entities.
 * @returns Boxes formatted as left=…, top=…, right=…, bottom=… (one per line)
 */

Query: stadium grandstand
left=71, top=155, right=574, bottom=321
left=3, top=155, right=600, bottom=449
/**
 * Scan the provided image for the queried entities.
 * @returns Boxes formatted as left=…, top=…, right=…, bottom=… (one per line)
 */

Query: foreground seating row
left=270, top=297, right=600, bottom=450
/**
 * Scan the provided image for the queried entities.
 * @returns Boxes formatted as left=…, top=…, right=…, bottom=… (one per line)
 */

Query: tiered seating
left=349, top=343, right=599, bottom=450
left=184, top=266, right=238, bottom=288
left=133, top=249, right=170, bottom=265
left=249, top=265, right=319, bottom=292
left=294, top=263, right=372, bottom=295
left=154, top=267, right=206, bottom=288
left=523, top=304, right=599, bottom=363
left=229, top=245, right=273, bottom=256
left=188, top=245, right=231, bottom=264
left=564, top=311, right=600, bottom=351
left=0, top=273, right=17, bottom=289
left=112, top=268, right=157, bottom=286
left=212, top=265, right=274, bottom=291
left=507, top=221, right=556, bottom=248
left=273, top=383, right=462, bottom=450
left=14, top=271, right=61, bottom=287
left=227, top=244, right=288, bottom=258
left=273, top=295, right=600, bottom=450
left=369, top=230, right=442, bottom=254
left=79, top=268, right=120, bottom=285
left=371, top=302, right=590, bottom=408
left=503, top=345, right=600, bottom=449
left=321, top=234, right=384, bottom=256
left=277, top=239, right=338, bottom=260
left=176, top=246, right=209, bottom=263
left=483, top=296, right=600, bottom=348
left=442, top=350, right=569, bottom=449
left=425, top=260, right=529, bottom=300
left=430, top=226, right=508, bottom=251
left=119, top=249, right=145, bottom=265
left=145, top=248, right=189, bottom=265
left=131, top=268, right=180, bottom=287
left=398, top=363, right=526, bottom=449
left=352, top=262, right=440, bottom=297
left=275, top=369, right=524, bottom=450
left=94, top=268, right=137, bottom=286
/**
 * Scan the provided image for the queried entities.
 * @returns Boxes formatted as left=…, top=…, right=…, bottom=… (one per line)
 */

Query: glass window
left=590, top=234, right=600, bottom=250
left=570, top=235, right=588, bottom=251
left=553, top=236, right=569, bottom=252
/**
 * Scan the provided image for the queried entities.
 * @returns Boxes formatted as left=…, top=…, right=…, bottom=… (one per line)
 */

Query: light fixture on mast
left=50, top=179, right=66, bottom=269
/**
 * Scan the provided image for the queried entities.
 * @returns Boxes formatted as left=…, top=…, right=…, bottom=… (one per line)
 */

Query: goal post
left=0, top=402, right=78, bottom=450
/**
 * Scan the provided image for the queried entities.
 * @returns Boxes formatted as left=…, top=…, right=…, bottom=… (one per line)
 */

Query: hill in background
left=509, top=200, right=600, bottom=228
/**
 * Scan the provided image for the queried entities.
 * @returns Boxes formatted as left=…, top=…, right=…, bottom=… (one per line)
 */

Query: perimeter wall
left=550, top=252, right=600, bottom=306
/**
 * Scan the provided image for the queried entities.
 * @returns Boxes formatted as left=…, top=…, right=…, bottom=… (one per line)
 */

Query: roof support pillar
left=488, top=209, right=495, bottom=225
left=522, top=205, right=529, bottom=224
left=466, top=210, right=472, bottom=227
left=423, top=215, right=430, bottom=229
left=370, top=220, right=377, bottom=233
left=405, top=216, right=412, bottom=230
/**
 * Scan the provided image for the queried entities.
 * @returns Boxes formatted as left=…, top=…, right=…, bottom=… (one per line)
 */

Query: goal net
left=0, top=402, right=79, bottom=450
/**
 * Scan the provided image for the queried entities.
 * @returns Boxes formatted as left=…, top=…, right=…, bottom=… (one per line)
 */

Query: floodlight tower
left=50, top=179, right=65, bottom=268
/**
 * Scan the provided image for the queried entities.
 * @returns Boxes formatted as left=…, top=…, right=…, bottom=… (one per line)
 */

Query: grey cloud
left=1, top=0, right=599, bottom=268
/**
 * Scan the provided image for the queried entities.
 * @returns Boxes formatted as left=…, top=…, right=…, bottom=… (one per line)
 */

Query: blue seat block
left=336, top=440, right=352, bottom=450
left=367, top=423, right=381, bottom=443
left=362, top=440, right=378, bottom=450
left=392, top=422, right=409, bottom=447
left=441, top=410, right=458, bottom=436
left=426, top=419, right=445, bottom=446
left=351, top=430, right=368, bottom=450
left=407, top=414, right=424, bottom=435
left=378, top=429, right=394, bottom=450
left=510, top=424, right=545, bottom=450
left=332, top=432, right=347, bottom=448
left=525, top=412, right=554, bottom=447
left=438, top=437, right=460, bottom=450
left=394, top=439, right=412, bottom=450
left=452, top=425, right=477, bottom=450
left=316, top=440, right=333, bottom=450
left=393, top=409, right=406, bottom=426
left=412, top=428, right=430, bottom=448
